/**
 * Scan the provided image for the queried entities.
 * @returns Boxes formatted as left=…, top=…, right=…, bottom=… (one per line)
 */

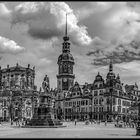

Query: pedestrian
left=15, top=118, right=18, bottom=126
left=74, top=119, right=77, bottom=125
left=91, top=119, right=93, bottom=124
left=105, top=120, right=107, bottom=126
left=11, top=120, right=13, bottom=126
left=25, top=119, right=27, bottom=126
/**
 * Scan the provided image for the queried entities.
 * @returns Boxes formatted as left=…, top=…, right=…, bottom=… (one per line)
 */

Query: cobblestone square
left=0, top=122, right=139, bottom=138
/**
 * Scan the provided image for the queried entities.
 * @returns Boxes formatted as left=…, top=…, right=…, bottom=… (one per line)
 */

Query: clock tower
left=57, top=13, right=75, bottom=91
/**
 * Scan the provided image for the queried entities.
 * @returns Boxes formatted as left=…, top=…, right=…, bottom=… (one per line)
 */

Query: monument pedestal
left=25, top=93, right=63, bottom=127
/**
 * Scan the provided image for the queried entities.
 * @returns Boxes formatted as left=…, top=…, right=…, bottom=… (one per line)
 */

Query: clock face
left=63, top=64, right=67, bottom=72
left=63, top=78, right=67, bottom=82
left=68, top=65, right=72, bottom=73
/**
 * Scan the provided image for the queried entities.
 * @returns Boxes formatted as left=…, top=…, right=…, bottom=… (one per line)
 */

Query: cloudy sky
left=0, top=2, right=140, bottom=90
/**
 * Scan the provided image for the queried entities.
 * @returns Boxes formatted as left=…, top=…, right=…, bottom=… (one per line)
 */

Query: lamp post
left=89, top=94, right=93, bottom=120
left=109, top=79, right=114, bottom=122
left=9, top=90, right=13, bottom=125
left=77, top=105, right=80, bottom=121
left=72, top=105, right=76, bottom=121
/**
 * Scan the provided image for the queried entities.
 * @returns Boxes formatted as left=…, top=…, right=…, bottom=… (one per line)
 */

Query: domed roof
left=94, top=72, right=104, bottom=82
left=58, top=53, right=74, bottom=63
left=116, top=74, right=121, bottom=83
left=106, top=71, right=115, bottom=79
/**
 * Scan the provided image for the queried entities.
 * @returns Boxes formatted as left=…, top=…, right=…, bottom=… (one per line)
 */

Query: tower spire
left=63, top=12, right=69, bottom=41
left=65, top=12, right=67, bottom=37
left=109, top=59, right=113, bottom=72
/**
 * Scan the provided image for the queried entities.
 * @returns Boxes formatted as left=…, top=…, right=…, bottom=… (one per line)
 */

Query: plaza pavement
left=0, top=121, right=139, bottom=138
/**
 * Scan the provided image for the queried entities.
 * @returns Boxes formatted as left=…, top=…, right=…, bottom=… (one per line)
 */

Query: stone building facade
left=55, top=29, right=140, bottom=121
left=56, top=60, right=140, bottom=121
left=0, top=64, right=38, bottom=121
left=91, top=61, right=139, bottom=122
left=56, top=14, right=75, bottom=94
left=56, top=81, right=92, bottom=121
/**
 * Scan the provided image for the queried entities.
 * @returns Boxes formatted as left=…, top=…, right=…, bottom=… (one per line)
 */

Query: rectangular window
left=94, top=90, right=98, bottom=96
left=86, top=100, right=88, bottom=105
left=118, top=106, right=121, bottom=113
left=113, top=98, right=116, bottom=105
left=79, top=101, right=80, bottom=106
left=113, top=106, right=115, bottom=112
left=107, top=106, right=109, bottom=112
left=122, top=108, right=125, bottom=113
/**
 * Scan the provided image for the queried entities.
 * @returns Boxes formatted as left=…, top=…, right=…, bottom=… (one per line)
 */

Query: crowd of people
left=72, top=117, right=139, bottom=129
left=10, top=117, right=29, bottom=127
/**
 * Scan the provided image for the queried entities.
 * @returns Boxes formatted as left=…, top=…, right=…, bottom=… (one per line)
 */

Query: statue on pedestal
left=42, top=75, right=50, bottom=94
left=25, top=74, right=63, bottom=127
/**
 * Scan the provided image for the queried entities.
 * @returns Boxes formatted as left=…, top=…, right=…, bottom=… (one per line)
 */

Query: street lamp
left=77, top=105, right=80, bottom=121
left=89, top=94, right=93, bottom=120
left=8, top=90, right=13, bottom=125
left=109, top=79, right=114, bottom=122
left=72, top=105, right=76, bottom=121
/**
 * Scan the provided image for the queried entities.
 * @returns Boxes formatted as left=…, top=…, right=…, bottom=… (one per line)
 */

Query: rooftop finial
left=28, top=64, right=30, bottom=68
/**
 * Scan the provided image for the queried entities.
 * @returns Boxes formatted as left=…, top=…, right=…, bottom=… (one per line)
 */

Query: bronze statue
left=42, top=75, right=50, bottom=93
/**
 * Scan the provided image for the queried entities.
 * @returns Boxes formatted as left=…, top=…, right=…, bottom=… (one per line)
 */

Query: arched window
left=99, top=84, right=102, bottom=88
left=4, top=110, right=6, bottom=121
left=3, top=100, right=6, bottom=107
left=99, top=98, right=103, bottom=105
left=94, top=99, right=96, bottom=105
left=118, top=99, right=121, bottom=105
left=96, top=99, right=98, bottom=105
left=107, top=98, right=110, bottom=104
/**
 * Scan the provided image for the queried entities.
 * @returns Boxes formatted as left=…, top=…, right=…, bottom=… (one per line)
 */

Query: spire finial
left=109, top=59, right=113, bottom=72
left=65, top=12, right=67, bottom=37
left=63, top=12, right=69, bottom=41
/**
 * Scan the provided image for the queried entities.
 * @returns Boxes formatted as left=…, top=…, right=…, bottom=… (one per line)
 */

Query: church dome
left=58, top=53, right=74, bottom=63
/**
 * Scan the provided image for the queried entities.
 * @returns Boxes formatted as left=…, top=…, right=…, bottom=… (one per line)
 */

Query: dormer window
left=95, top=84, right=98, bottom=88
left=77, top=92, right=80, bottom=95
left=99, top=84, right=102, bottom=88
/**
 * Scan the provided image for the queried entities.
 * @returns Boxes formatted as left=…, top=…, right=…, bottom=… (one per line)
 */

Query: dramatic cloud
left=0, top=36, right=25, bottom=54
left=87, top=39, right=140, bottom=66
left=1, top=2, right=140, bottom=88
left=84, top=2, right=140, bottom=66
left=11, top=2, right=92, bottom=46
left=0, top=3, right=11, bottom=17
